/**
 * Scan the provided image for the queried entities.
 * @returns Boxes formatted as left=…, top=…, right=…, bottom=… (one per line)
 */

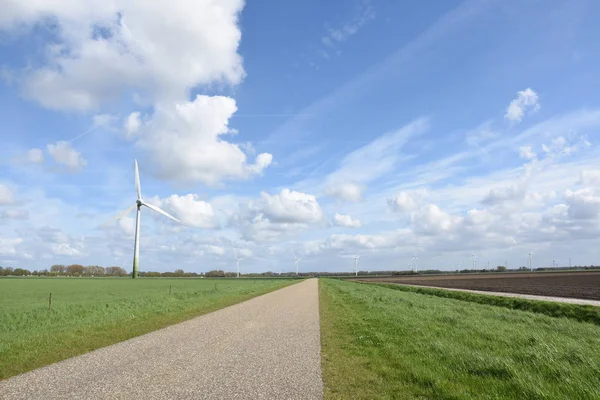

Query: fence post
left=169, top=285, right=172, bottom=296
left=48, top=293, right=52, bottom=311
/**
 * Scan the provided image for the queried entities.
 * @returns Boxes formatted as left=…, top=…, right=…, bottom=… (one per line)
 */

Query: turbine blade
left=100, top=204, right=137, bottom=227
left=135, top=159, right=142, bottom=200
left=142, top=202, right=181, bottom=223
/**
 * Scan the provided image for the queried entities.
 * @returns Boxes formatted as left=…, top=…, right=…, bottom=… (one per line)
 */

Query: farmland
left=320, top=279, right=600, bottom=399
left=358, top=271, right=600, bottom=300
left=0, top=277, right=294, bottom=380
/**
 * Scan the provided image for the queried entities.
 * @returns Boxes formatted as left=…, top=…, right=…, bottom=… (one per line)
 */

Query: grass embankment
left=0, top=277, right=294, bottom=380
left=320, top=279, right=600, bottom=399
left=374, top=282, right=600, bottom=326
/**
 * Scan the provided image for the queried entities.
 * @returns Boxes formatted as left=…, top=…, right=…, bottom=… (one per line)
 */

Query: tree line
left=0, top=265, right=128, bottom=277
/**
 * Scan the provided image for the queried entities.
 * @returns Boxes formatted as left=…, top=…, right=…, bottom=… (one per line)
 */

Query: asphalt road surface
left=0, top=279, right=323, bottom=400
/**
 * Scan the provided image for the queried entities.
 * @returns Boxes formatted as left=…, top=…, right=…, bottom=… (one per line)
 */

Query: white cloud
left=321, top=1, right=376, bottom=48
left=1, top=209, right=29, bottom=220
left=124, top=111, right=141, bottom=138
left=325, top=182, right=364, bottom=203
left=519, top=145, right=536, bottom=160
left=333, top=213, right=362, bottom=228
left=0, top=238, right=23, bottom=256
left=51, top=243, right=81, bottom=256
left=581, top=170, right=600, bottom=187
left=253, top=189, right=323, bottom=224
left=118, top=216, right=135, bottom=236
left=564, top=189, right=600, bottom=220
left=505, top=88, right=540, bottom=123
left=388, top=191, right=420, bottom=213
left=0, top=184, right=15, bottom=205
left=93, top=113, right=118, bottom=127
left=47, top=141, right=86, bottom=171
left=2, top=0, right=245, bottom=111
left=149, top=194, right=216, bottom=229
left=26, top=148, right=45, bottom=164
left=137, top=95, right=272, bottom=185
left=236, top=189, right=324, bottom=242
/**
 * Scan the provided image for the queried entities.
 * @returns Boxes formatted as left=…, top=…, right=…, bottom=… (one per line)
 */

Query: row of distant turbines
left=105, top=161, right=576, bottom=279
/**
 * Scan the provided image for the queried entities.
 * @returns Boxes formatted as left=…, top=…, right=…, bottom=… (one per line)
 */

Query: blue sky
left=1, top=0, right=600, bottom=273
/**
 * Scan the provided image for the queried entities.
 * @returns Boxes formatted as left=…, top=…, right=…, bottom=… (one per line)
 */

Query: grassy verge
left=0, top=278, right=294, bottom=380
left=371, top=282, right=600, bottom=326
left=320, top=279, right=600, bottom=399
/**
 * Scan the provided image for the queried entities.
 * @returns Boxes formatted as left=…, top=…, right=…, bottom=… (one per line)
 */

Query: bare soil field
left=357, top=271, right=600, bottom=300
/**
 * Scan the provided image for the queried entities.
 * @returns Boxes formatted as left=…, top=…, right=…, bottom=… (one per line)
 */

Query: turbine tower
left=235, top=256, right=243, bottom=278
left=412, top=255, right=419, bottom=273
left=528, top=252, right=533, bottom=271
left=471, top=254, right=477, bottom=271
left=294, top=255, right=300, bottom=276
left=104, top=160, right=180, bottom=278
left=353, top=255, right=360, bottom=276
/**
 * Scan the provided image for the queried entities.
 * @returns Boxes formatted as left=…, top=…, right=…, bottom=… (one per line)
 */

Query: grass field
left=320, top=279, right=600, bottom=400
left=0, top=277, right=294, bottom=380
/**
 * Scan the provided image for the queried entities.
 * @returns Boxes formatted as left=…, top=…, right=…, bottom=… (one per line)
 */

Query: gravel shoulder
left=0, top=279, right=323, bottom=400
left=401, top=284, right=600, bottom=307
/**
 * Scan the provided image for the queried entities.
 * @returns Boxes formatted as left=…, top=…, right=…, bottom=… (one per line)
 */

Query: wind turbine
left=235, top=256, right=243, bottom=278
left=412, top=254, right=419, bottom=273
left=294, top=254, right=300, bottom=276
left=103, top=160, right=180, bottom=278
left=471, top=254, right=477, bottom=271
left=353, top=255, right=360, bottom=276
left=528, top=252, right=533, bottom=271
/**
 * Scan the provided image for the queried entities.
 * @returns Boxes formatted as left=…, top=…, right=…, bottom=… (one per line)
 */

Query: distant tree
left=205, top=270, right=225, bottom=278
left=2, top=267, right=14, bottom=276
left=51, top=264, right=66, bottom=274
left=174, top=269, right=185, bottom=277
left=66, top=264, right=84, bottom=275
left=13, top=268, right=30, bottom=276
left=496, top=266, right=507, bottom=272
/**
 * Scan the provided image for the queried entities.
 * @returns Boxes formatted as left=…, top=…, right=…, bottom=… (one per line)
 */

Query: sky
left=1, top=0, right=600, bottom=274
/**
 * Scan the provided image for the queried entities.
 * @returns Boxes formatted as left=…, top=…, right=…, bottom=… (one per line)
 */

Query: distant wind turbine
left=235, top=256, right=243, bottom=278
left=353, top=255, right=360, bottom=276
left=471, top=254, right=477, bottom=271
left=528, top=252, right=533, bottom=271
left=412, top=254, right=419, bottom=273
left=294, top=254, right=300, bottom=276
left=103, top=160, right=181, bottom=278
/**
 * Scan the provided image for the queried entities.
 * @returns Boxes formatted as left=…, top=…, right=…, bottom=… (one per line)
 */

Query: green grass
left=0, top=277, right=295, bottom=380
left=373, top=282, right=600, bottom=326
left=320, top=279, right=600, bottom=400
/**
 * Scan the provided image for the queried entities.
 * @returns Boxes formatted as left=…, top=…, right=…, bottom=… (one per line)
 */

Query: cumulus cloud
left=325, top=182, right=364, bottom=203
left=581, top=170, right=600, bottom=187
left=118, top=216, right=135, bottom=236
left=388, top=191, right=420, bottom=213
left=1, top=209, right=29, bottom=220
left=519, top=146, right=536, bottom=160
left=0, top=184, right=15, bottom=205
left=149, top=194, right=216, bottom=229
left=137, top=95, right=272, bottom=185
left=47, top=141, right=86, bottom=171
left=25, top=148, right=45, bottom=164
left=505, top=88, right=540, bottom=123
left=0, top=238, right=23, bottom=256
left=564, top=189, right=600, bottom=220
left=236, top=189, right=323, bottom=242
left=52, top=243, right=81, bottom=256
left=333, top=213, right=362, bottom=228
left=2, top=0, right=246, bottom=111
left=123, top=112, right=141, bottom=138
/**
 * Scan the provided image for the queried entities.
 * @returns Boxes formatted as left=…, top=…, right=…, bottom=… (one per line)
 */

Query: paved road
left=0, top=279, right=323, bottom=400
left=405, top=284, right=600, bottom=307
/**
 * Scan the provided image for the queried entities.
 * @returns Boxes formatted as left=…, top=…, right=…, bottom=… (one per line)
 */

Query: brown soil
left=357, top=271, right=600, bottom=300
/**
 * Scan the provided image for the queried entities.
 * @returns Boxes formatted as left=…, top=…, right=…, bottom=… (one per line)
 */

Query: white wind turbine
left=103, top=160, right=180, bottom=279
left=235, top=256, right=243, bottom=278
left=353, top=255, right=360, bottom=276
left=294, top=254, right=300, bottom=276
left=471, top=254, right=477, bottom=271
left=412, top=254, right=419, bottom=273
